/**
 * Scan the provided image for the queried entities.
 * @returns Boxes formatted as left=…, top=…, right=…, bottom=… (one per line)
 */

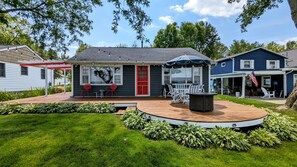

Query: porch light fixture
left=15, top=46, right=18, bottom=52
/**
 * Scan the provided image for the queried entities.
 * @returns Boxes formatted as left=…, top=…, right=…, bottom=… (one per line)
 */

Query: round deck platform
left=137, top=99, right=268, bottom=128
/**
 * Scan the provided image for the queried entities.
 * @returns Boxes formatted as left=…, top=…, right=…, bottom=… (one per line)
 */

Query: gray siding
left=150, top=65, right=162, bottom=96
left=202, top=66, right=209, bottom=92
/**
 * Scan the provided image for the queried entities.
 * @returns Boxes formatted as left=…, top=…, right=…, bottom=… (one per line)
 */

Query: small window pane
left=82, top=76, right=89, bottom=84
left=114, top=75, right=121, bottom=84
left=244, top=61, right=251, bottom=68
left=41, top=69, right=45, bottom=79
left=0, top=63, right=5, bottom=77
left=193, top=68, right=201, bottom=84
left=21, top=67, right=28, bottom=75
left=114, top=67, right=121, bottom=74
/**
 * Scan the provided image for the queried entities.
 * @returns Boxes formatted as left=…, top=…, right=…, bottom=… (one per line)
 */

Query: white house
left=0, top=45, right=53, bottom=92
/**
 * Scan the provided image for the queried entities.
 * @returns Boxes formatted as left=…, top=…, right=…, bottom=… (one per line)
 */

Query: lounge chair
left=261, top=87, right=275, bottom=99
left=182, top=85, right=203, bottom=104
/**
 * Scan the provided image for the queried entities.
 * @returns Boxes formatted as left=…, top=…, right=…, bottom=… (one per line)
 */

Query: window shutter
left=240, top=60, right=244, bottom=69
left=276, top=60, right=280, bottom=69
left=266, top=60, right=269, bottom=69
left=250, top=60, right=254, bottom=69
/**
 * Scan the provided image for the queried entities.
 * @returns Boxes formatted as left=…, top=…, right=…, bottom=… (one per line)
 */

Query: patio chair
left=182, top=85, right=201, bottom=104
left=80, top=83, right=92, bottom=97
left=261, top=87, right=275, bottom=99
left=168, top=85, right=182, bottom=103
left=106, top=83, right=117, bottom=96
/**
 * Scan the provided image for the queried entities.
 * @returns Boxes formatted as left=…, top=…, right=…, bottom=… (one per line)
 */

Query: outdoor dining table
left=189, top=93, right=217, bottom=112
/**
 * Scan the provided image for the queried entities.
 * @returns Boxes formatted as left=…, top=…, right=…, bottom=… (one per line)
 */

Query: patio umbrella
left=165, top=55, right=211, bottom=67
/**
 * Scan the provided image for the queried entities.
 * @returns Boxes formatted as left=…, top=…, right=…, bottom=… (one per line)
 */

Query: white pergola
left=19, top=60, right=71, bottom=96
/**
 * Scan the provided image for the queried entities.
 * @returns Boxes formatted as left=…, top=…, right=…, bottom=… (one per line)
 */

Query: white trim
left=261, top=76, right=271, bottom=87
left=293, top=74, right=297, bottom=87
left=208, top=65, right=210, bottom=93
left=283, top=72, right=287, bottom=98
left=135, top=65, right=150, bottom=96
left=71, top=65, right=74, bottom=97
left=232, top=58, right=235, bottom=73
left=79, top=65, right=123, bottom=85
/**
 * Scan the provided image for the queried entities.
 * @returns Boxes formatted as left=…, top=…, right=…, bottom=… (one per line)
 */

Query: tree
left=229, top=39, right=264, bottom=55
left=153, top=22, right=181, bottom=48
left=228, top=0, right=297, bottom=31
left=153, top=22, right=224, bottom=59
left=265, top=41, right=285, bottom=52
left=0, top=0, right=151, bottom=51
left=76, top=44, right=90, bottom=54
left=286, top=41, right=297, bottom=50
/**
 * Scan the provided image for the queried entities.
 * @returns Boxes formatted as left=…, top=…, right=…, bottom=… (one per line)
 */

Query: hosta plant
left=143, top=120, right=172, bottom=140
left=124, top=114, right=147, bottom=130
left=248, top=128, right=281, bottom=147
left=97, top=102, right=116, bottom=113
left=174, top=124, right=212, bottom=148
left=263, top=112, right=297, bottom=141
left=77, top=102, right=115, bottom=113
left=0, top=104, right=23, bottom=115
left=121, top=109, right=139, bottom=121
left=210, top=127, right=251, bottom=151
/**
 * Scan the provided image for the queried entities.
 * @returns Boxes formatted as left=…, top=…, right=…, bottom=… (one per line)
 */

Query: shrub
left=77, top=102, right=115, bottom=113
left=210, top=127, right=251, bottom=151
left=34, top=103, right=79, bottom=114
left=248, top=128, right=281, bottom=147
left=143, top=120, right=172, bottom=140
left=174, top=124, right=212, bottom=148
left=19, top=104, right=38, bottom=114
left=124, top=114, right=147, bottom=130
left=121, top=110, right=139, bottom=121
left=263, top=112, right=297, bottom=141
left=0, top=104, right=23, bottom=115
left=97, top=102, right=116, bottom=113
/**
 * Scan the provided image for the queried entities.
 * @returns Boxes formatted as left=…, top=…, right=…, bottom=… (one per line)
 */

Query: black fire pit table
left=189, top=93, right=217, bottom=112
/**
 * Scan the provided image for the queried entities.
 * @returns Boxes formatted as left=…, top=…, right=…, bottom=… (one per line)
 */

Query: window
left=262, top=76, right=271, bottom=87
left=240, top=60, right=254, bottom=69
left=80, top=65, right=123, bottom=85
left=171, top=67, right=192, bottom=84
left=0, top=63, right=5, bottom=77
left=41, top=69, right=45, bottom=79
left=221, top=62, right=226, bottom=67
left=162, top=66, right=202, bottom=85
left=266, top=60, right=280, bottom=69
left=193, top=67, right=202, bottom=84
left=21, top=67, right=28, bottom=75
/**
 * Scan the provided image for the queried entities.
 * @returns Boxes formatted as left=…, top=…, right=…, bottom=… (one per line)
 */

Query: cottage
left=211, top=47, right=297, bottom=98
left=68, top=47, right=211, bottom=97
left=0, top=45, right=53, bottom=92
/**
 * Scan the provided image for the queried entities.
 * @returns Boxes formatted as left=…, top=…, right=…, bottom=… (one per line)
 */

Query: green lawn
left=1, top=112, right=297, bottom=167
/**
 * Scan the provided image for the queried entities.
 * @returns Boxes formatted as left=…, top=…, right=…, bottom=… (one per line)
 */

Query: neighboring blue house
left=211, top=47, right=297, bottom=98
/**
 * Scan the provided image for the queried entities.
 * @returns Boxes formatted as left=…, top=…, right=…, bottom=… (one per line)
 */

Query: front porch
left=4, top=93, right=268, bottom=128
left=211, top=71, right=286, bottom=98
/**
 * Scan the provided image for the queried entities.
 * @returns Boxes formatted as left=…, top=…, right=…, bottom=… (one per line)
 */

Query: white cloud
left=159, top=16, right=174, bottom=24
left=278, top=36, right=297, bottom=45
left=146, top=23, right=160, bottom=30
left=198, top=17, right=209, bottom=22
left=169, top=5, right=184, bottom=13
left=69, top=45, right=79, bottom=49
left=183, top=0, right=246, bottom=17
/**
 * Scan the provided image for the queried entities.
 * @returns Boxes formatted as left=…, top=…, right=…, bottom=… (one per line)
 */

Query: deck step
left=126, top=107, right=137, bottom=110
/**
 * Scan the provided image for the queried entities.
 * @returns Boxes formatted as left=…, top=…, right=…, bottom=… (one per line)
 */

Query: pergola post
left=45, top=66, right=48, bottom=96
left=63, top=68, right=67, bottom=94
left=241, top=74, right=246, bottom=98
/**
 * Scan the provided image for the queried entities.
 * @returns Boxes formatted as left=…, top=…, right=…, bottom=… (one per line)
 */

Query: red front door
left=136, top=66, right=149, bottom=96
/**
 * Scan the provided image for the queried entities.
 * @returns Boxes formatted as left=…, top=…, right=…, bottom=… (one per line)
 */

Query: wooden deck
left=3, top=93, right=268, bottom=128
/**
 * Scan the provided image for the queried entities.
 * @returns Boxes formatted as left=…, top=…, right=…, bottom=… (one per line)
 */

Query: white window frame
left=266, top=60, right=280, bottom=69
left=294, top=74, right=297, bottom=86
left=162, top=66, right=202, bottom=85
left=240, top=60, right=254, bottom=69
left=161, top=67, right=171, bottom=85
left=261, top=76, right=271, bottom=87
left=221, top=62, right=226, bottom=68
left=80, top=65, right=123, bottom=85
left=21, top=66, right=28, bottom=76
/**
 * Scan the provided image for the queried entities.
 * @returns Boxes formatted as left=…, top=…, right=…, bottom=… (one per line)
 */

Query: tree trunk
left=285, top=83, right=297, bottom=108
left=288, top=0, right=297, bottom=29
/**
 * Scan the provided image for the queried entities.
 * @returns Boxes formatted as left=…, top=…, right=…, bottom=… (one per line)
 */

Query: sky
left=67, top=0, right=296, bottom=56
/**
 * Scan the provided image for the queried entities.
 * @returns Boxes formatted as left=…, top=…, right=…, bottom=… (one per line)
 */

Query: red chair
left=80, top=83, right=92, bottom=96
left=106, top=83, right=117, bottom=96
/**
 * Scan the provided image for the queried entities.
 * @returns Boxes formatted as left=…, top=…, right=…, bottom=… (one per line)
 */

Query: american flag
left=249, top=71, right=258, bottom=87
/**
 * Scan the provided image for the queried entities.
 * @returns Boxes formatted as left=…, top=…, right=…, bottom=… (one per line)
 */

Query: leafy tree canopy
left=153, top=22, right=225, bottom=59
left=76, top=44, right=90, bottom=54
left=228, top=39, right=264, bottom=55
left=0, top=0, right=151, bottom=51
left=228, top=0, right=297, bottom=31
